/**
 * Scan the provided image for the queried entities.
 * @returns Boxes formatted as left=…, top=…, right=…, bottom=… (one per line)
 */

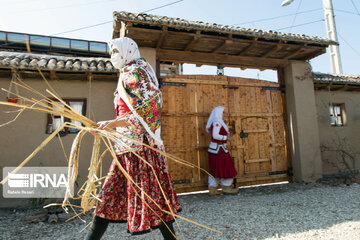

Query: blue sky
left=1, top=0, right=359, bottom=81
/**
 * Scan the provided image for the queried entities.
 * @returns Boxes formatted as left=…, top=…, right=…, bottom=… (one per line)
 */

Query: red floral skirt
left=95, top=139, right=181, bottom=234
left=208, top=148, right=237, bottom=179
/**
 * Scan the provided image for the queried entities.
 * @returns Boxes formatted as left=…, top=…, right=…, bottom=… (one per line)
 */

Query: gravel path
left=1, top=182, right=359, bottom=240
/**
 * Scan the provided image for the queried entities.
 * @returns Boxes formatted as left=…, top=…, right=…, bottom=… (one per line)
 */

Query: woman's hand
left=89, top=119, right=127, bottom=137
left=97, top=120, right=112, bottom=130
left=89, top=120, right=113, bottom=137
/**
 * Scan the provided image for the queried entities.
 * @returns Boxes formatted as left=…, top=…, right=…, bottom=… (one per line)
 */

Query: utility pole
left=322, top=0, right=343, bottom=74
left=281, top=0, right=343, bottom=74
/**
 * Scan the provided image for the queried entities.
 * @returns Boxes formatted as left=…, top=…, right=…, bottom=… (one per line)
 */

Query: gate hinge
left=173, top=179, right=191, bottom=184
left=161, top=82, right=187, bottom=86
left=268, top=168, right=292, bottom=177
left=222, top=85, right=239, bottom=89
left=262, top=85, right=285, bottom=93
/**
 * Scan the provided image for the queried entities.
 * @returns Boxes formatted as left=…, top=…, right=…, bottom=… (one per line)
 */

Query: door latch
left=240, top=130, right=248, bottom=138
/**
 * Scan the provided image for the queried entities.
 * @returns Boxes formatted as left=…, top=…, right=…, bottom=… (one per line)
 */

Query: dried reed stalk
left=0, top=122, right=69, bottom=185
left=0, top=79, right=222, bottom=237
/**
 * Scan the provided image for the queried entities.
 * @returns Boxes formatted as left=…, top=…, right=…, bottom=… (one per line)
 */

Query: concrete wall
left=0, top=75, right=117, bottom=207
left=315, top=90, right=360, bottom=176
left=139, top=47, right=156, bottom=72
left=284, top=61, right=322, bottom=182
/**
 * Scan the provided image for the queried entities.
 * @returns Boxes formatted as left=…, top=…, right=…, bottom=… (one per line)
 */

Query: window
left=52, top=37, right=70, bottom=49
left=329, top=104, right=345, bottom=127
left=30, top=35, right=50, bottom=47
left=71, top=40, right=88, bottom=52
left=90, top=42, right=107, bottom=54
left=46, top=99, right=86, bottom=135
left=0, top=31, right=5, bottom=43
left=7, top=33, right=27, bottom=44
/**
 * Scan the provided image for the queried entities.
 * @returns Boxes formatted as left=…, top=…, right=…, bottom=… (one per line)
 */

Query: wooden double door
left=161, top=75, right=290, bottom=193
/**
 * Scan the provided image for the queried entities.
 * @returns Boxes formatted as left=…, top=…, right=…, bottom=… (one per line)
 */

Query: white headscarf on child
left=206, top=106, right=229, bottom=134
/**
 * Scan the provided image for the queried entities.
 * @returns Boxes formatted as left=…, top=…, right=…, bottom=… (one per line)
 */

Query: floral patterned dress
left=95, top=59, right=181, bottom=235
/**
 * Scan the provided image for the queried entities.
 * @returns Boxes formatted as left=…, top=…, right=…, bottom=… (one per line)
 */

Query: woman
left=206, top=106, right=238, bottom=195
left=86, top=37, right=181, bottom=240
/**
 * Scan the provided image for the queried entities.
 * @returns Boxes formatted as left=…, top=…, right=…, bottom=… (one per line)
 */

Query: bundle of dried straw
left=0, top=68, right=220, bottom=238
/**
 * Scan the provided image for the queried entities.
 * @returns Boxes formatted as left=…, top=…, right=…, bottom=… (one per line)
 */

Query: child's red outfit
left=208, top=123, right=237, bottom=179
left=206, top=106, right=238, bottom=195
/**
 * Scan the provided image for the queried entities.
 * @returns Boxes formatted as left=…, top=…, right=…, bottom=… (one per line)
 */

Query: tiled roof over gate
left=114, top=11, right=337, bottom=46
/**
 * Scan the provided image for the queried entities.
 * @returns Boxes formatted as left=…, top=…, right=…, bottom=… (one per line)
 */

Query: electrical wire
left=338, top=32, right=360, bottom=58
left=52, top=0, right=184, bottom=36
left=1, top=0, right=43, bottom=5
left=350, top=0, right=360, bottom=15
left=0, top=0, right=185, bottom=47
left=334, top=9, right=360, bottom=15
left=8, top=0, right=117, bottom=14
left=234, top=8, right=322, bottom=25
left=289, top=0, right=303, bottom=32
left=51, top=21, right=112, bottom=37
left=275, top=19, right=324, bottom=31
left=141, top=0, right=184, bottom=13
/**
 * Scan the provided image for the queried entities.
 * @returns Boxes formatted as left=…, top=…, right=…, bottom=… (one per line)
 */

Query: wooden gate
left=161, top=75, right=290, bottom=193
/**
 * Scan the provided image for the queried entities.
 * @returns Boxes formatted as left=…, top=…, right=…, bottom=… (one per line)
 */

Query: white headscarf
left=108, top=37, right=141, bottom=70
left=108, top=37, right=159, bottom=91
left=206, top=106, right=229, bottom=134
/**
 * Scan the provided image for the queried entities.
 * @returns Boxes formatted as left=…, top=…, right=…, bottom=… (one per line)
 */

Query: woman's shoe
left=221, top=185, right=238, bottom=194
left=209, top=187, right=222, bottom=195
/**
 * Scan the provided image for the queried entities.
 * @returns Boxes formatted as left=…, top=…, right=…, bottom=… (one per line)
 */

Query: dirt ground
left=1, top=182, right=359, bottom=240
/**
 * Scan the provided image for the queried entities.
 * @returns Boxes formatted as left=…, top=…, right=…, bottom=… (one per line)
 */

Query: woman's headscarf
left=108, top=37, right=163, bottom=145
left=206, top=106, right=229, bottom=134
left=108, top=37, right=140, bottom=70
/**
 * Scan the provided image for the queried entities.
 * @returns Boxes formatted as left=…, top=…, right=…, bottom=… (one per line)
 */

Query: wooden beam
left=49, top=70, right=57, bottom=80
left=184, top=30, right=201, bottom=51
left=162, top=112, right=283, bottom=117
left=245, top=158, right=270, bottom=164
left=327, top=84, right=345, bottom=91
left=302, top=48, right=326, bottom=60
left=212, top=39, right=233, bottom=54
left=157, top=49, right=287, bottom=69
left=262, top=41, right=282, bottom=58
left=126, top=26, right=326, bottom=51
left=0, top=68, right=118, bottom=81
left=344, top=84, right=360, bottom=91
left=314, top=83, right=329, bottom=90
left=284, top=45, right=306, bottom=59
left=343, top=83, right=351, bottom=91
left=112, top=20, right=122, bottom=39
left=237, top=38, right=258, bottom=56
left=156, top=26, right=168, bottom=49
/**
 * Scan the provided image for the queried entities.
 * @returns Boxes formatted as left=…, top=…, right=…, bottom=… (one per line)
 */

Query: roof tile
left=313, top=73, right=360, bottom=84
left=0, top=52, right=116, bottom=72
left=114, top=11, right=337, bottom=45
